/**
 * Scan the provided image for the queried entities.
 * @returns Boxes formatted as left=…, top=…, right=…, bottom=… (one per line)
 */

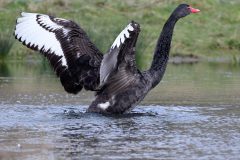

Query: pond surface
left=0, top=61, right=240, bottom=160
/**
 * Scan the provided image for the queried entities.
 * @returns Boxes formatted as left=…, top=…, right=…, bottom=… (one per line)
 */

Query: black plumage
left=14, top=4, right=199, bottom=114
left=15, top=12, right=103, bottom=94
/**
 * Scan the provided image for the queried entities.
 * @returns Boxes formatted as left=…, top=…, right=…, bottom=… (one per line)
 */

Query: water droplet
left=17, top=144, right=21, bottom=148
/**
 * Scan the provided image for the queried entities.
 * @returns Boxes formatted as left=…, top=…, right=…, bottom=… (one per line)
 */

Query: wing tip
left=14, top=33, right=18, bottom=40
left=20, top=12, right=35, bottom=17
left=20, top=12, right=25, bottom=16
left=20, top=12, right=29, bottom=17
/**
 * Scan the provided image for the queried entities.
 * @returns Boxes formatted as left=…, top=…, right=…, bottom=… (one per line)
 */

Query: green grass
left=0, top=30, right=14, bottom=61
left=1, top=0, right=240, bottom=67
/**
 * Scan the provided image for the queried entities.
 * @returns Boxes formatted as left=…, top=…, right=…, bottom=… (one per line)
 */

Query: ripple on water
left=0, top=104, right=240, bottom=159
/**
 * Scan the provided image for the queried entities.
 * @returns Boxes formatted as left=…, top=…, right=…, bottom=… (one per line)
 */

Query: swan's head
left=111, top=21, right=140, bottom=50
left=173, top=4, right=200, bottom=19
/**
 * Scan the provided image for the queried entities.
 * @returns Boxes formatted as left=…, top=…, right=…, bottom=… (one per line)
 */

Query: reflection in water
left=0, top=61, right=240, bottom=159
left=0, top=61, right=240, bottom=106
left=0, top=62, right=11, bottom=77
left=145, top=62, right=240, bottom=106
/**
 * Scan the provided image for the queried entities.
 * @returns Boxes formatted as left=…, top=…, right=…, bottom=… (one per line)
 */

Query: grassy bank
left=0, top=0, right=240, bottom=68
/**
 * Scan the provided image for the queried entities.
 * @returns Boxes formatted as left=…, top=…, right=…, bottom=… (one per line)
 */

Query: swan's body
left=14, top=4, right=199, bottom=114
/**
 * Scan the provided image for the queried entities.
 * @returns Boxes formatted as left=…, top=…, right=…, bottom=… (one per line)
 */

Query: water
left=0, top=61, right=240, bottom=160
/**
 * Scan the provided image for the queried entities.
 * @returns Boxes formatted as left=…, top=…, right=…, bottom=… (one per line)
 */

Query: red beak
left=188, top=6, right=200, bottom=13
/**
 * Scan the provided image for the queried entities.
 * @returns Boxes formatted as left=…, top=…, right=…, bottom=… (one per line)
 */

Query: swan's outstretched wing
left=14, top=12, right=103, bottom=94
left=99, top=21, right=140, bottom=94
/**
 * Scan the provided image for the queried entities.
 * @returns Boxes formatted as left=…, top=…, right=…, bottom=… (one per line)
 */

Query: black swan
left=14, top=4, right=200, bottom=114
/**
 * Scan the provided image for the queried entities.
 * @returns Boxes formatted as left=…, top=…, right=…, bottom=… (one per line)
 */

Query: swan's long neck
left=148, top=15, right=178, bottom=88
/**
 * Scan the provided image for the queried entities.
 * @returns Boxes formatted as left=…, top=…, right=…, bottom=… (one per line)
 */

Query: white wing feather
left=14, top=12, right=69, bottom=66
left=100, top=22, right=135, bottom=86
left=111, top=23, right=134, bottom=49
